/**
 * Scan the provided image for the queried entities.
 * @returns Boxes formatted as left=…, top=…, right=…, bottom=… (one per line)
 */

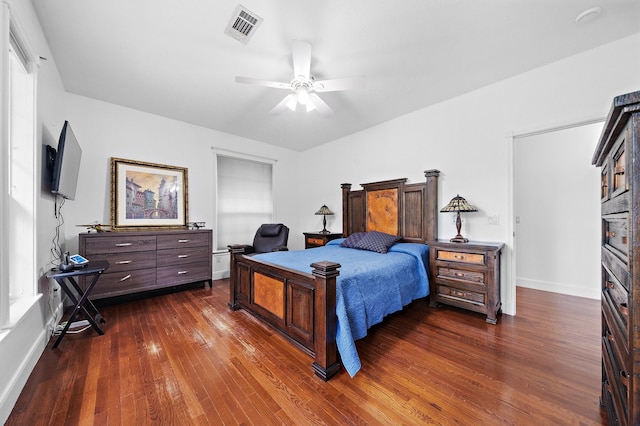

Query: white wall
left=515, top=123, right=602, bottom=299
left=60, top=94, right=304, bottom=277
left=300, top=32, right=640, bottom=315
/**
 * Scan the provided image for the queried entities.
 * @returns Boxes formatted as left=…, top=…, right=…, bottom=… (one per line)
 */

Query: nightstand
left=303, top=232, right=343, bottom=249
left=428, top=240, right=504, bottom=324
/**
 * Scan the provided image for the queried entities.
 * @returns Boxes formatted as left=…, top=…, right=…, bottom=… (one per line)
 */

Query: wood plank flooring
left=7, top=281, right=606, bottom=425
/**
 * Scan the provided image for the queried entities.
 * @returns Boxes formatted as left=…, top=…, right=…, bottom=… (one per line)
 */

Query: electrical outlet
left=488, top=215, right=499, bottom=225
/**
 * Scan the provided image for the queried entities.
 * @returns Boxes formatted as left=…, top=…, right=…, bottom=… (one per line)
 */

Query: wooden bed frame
left=228, top=170, right=440, bottom=380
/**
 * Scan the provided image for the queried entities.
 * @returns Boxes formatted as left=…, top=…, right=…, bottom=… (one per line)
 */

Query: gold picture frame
left=110, top=157, right=188, bottom=229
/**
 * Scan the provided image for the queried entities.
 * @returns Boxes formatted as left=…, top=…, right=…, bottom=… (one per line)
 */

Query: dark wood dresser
left=79, top=229, right=212, bottom=300
left=428, top=240, right=503, bottom=324
left=593, top=90, right=640, bottom=425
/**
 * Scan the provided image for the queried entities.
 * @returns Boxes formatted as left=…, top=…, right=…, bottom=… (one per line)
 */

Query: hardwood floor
left=7, top=281, right=606, bottom=425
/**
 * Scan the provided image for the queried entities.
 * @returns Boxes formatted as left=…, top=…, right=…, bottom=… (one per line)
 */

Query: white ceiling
left=32, top=0, right=640, bottom=152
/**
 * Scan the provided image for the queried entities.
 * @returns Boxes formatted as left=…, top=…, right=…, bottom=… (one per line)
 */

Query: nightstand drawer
left=437, top=285, right=485, bottom=305
left=436, top=250, right=485, bottom=265
left=437, top=266, right=485, bottom=285
left=307, top=237, right=325, bottom=246
left=303, top=232, right=342, bottom=249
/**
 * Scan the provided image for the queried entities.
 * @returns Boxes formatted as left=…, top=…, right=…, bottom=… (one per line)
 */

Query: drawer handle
left=620, top=303, right=629, bottom=317
left=119, top=274, right=132, bottom=282
left=455, top=272, right=465, bottom=277
left=178, top=254, right=190, bottom=258
left=454, top=254, right=465, bottom=260
left=606, top=329, right=614, bottom=342
left=605, top=281, right=615, bottom=290
left=178, top=239, right=190, bottom=243
left=116, top=260, right=132, bottom=265
left=620, top=370, right=629, bottom=388
left=115, top=242, right=133, bottom=247
left=178, top=270, right=189, bottom=275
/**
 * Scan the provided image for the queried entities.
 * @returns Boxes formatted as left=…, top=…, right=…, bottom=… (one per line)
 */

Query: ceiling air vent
left=225, top=5, right=263, bottom=45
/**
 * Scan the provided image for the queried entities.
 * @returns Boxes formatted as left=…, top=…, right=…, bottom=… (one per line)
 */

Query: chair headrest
left=259, top=224, right=283, bottom=237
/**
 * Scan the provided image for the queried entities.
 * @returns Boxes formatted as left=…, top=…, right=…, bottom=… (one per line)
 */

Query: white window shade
left=216, top=155, right=273, bottom=250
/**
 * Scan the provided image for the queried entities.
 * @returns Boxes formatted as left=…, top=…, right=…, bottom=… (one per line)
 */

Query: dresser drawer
left=86, top=251, right=156, bottom=274
left=157, top=247, right=211, bottom=266
left=602, top=282, right=631, bottom=360
left=603, top=214, right=629, bottom=267
left=436, top=266, right=485, bottom=285
left=84, top=234, right=156, bottom=254
left=157, top=262, right=211, bottom=287
left=602, top=266, right=629, bottom=340
left=90, top=268, right=157, bottom=299
left=436, top=249, right=485, bottom=265
left=610, top=135, right=628, bottom=198
left=601, top=379, right=619, bottom=426
left=437, top=285, right=485, bottom=306
left=157, top=232, right=209, bottom=250
left=603, top=334, right=629, bottom=423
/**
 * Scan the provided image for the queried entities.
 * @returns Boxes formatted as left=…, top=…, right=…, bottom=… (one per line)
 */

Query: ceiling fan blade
left=313, top=76, right=366, bottom=92
left=236, top=76, right=290, bottom=90
left=270, top=94, right=297, bottom=114
left=308, top=93, right=333, bottom=116
left=292, top=40, right=311, bottom=80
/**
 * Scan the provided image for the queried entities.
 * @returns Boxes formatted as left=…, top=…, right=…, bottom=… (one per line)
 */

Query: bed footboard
left=228, top=246, right=341, bottom=381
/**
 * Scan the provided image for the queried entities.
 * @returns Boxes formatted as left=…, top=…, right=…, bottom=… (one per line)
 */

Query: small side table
left=303, top=232, right=343, bottom=249
left=428, top=240, right=503, bottom=324
left=47, top=260, right=109, bottom=348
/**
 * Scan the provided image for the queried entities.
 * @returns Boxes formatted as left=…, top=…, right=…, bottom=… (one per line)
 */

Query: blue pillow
left=340, top=232, right=367, bottom=248
left=353, top=231, right=400, bottom=254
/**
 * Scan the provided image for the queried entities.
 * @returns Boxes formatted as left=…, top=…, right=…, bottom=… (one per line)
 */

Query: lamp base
left=319, top=229, right=330, bottom=234
left=449, top=235, right=469, bottom=243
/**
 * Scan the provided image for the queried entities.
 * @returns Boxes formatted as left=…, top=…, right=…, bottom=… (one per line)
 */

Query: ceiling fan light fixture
left=296, top=86, right=310, bottom=105
left=286, top=96, right=298, bottom=111
left=305, top=101, right=316, bottom=112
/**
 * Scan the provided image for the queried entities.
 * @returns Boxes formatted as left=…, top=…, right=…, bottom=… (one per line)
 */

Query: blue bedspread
left=253, top=239, right=430, bottom=377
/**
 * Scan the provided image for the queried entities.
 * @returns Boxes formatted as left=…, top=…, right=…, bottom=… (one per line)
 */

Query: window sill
left=0, top=294, right=43, bottom=341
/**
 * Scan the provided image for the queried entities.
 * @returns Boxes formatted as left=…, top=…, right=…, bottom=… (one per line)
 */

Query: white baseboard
left=213, top=251, right=230, bottom=281
left=517, top=277, right=600, bottom=300
left=213, top=270, right=229, bottom=280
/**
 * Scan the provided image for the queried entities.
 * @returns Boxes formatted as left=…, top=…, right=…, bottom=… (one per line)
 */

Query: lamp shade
left=440, top=195, right=478, bottom=213
left=315, top=205, right=334, bottom=216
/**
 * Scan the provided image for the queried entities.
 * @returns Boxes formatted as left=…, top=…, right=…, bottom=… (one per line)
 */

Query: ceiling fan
left=235, top=40, right=365, bottom=116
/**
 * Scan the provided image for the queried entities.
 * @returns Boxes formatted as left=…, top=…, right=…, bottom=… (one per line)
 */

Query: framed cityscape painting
left=110, top=157, right=188, bottom=229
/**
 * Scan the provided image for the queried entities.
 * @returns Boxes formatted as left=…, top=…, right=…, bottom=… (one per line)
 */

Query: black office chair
left=234, top=223, right=289, bottom=255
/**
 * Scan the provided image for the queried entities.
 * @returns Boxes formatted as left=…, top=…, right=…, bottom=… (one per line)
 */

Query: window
left=0, top=10, right=37, bottom=329
left=216, top=155, right=274, bottom=250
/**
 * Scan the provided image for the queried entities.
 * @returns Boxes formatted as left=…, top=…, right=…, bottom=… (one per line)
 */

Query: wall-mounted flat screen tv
left=51, top=120, right=82, bottom=200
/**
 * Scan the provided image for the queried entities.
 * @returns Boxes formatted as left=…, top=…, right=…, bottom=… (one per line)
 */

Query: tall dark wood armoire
left=592, top=90, right=640, bottom=425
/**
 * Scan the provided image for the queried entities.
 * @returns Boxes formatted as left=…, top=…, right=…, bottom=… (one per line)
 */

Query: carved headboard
left=341, top=170, right=440, bottom=244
